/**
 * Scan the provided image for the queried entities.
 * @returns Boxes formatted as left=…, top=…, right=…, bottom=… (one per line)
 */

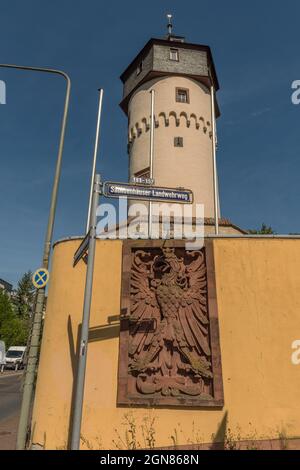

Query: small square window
left=170, top=48, right=179, bottom=61
left=176, top=88, right=189, bottom=103
left=136, top=62, right=143, bottom=76
left=132, top=167, right=153, bottom=184
left=174, top=137, right=183, bottom=147
left=134, top=168, right=150, bottom=179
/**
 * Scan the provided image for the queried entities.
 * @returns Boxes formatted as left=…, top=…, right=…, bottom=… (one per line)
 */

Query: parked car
left=2, top=346, right=26, bottom=371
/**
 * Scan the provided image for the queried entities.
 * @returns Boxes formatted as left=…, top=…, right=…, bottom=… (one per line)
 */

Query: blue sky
left=0, top=0, right=299, bottom=286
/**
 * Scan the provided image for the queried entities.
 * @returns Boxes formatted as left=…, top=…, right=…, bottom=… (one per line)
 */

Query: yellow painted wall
left=31, top=238, right=300, bottom=449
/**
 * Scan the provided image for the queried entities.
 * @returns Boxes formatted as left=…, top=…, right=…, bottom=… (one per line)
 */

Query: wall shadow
left=88, top=323, right=120, bottom=342
left=210, top=410, right=228, bottom=450
left=67, top=315, right=81, bottom=449
left=66, top=314, right=120, bottom=449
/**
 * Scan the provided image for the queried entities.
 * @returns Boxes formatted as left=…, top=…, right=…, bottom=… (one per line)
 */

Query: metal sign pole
left=70, top=173, right=101, bottom=450
left=86, top=89, right=104, bottom=233
left=148, top=89, right=155, bottom=238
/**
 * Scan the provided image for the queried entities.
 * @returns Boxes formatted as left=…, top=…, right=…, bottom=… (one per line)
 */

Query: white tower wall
left=127, top=75, right=215, bottom=218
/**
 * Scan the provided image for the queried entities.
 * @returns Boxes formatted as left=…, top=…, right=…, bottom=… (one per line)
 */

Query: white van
left=3, top=346, right=26, bottom=371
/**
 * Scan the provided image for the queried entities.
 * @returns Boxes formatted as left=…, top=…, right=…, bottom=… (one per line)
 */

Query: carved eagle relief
left=128, top=247, right=213, bottom=399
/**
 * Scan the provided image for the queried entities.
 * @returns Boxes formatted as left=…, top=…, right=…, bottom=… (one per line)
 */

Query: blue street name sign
left=103, top=182, right=193, bottom=204
left=73, top=230, right=90, bottom=267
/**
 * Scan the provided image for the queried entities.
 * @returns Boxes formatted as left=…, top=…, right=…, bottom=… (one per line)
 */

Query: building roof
left=120, top=37, right=220, bottom=91
left=0, top=278, right=13, bottom=292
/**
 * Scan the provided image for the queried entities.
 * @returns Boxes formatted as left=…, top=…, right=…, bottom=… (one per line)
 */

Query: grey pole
left=210, top=83, right=219, bottom=235
left=71, top=174, right=101, bottom=450
left=148, top=89, right=155, bottom=238
left=86, top=89, right=104, bottom=233
left=0, top=64, right=71, bottom=449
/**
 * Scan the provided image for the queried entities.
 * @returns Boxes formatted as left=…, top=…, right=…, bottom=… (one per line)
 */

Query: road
left=0, top=372, right=22, bottom=450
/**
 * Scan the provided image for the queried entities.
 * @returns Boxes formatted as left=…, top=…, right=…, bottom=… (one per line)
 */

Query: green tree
left=0, top=289, right=14, bottom=334
left=0, top=289, right=29, bottom=348
left=14, top=270, right=34, bottom=318
left=249, top=224, right=276, bottom=235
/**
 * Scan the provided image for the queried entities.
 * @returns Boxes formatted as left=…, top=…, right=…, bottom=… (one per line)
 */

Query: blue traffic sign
left=32, top=268, right=49, bottom=289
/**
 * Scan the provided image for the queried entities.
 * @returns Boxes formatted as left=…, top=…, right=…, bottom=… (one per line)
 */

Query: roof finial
left=166, top=13, right=173, bottom=37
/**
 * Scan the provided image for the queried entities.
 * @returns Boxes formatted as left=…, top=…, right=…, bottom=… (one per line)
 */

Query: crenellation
left=128, top=110, right=212, bottom=143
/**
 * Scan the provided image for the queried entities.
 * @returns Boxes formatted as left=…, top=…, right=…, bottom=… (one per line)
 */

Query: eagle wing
left=128, top=250, right=160, bottom=361
left=179, top=250, right=211, bottom=361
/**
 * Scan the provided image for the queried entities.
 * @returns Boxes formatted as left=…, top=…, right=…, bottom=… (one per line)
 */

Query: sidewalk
left=0, top=371, right=23, bottom=379
left=0, top=413, right=19, bottom=450
left=0, top=371, right=23, bottom=450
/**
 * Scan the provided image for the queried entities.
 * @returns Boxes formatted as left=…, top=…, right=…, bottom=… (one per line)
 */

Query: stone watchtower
left=120, top=32, right=220, bottom=220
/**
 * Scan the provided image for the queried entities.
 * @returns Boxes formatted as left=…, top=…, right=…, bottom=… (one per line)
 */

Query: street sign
left=32, top=268, right=49, bottom=289
left=73, top=231, right=90, bottom=267
left=103, top=181, right=193, bottom=204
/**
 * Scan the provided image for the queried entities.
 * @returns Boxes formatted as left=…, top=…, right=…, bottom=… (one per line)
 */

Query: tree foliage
left=0, top=289, right=29, bottom=348
left=13, top=270, right=34, bottom=318
left=0, top=271, right=33, bottom=349
left=249, top=224, right=276, bottom=235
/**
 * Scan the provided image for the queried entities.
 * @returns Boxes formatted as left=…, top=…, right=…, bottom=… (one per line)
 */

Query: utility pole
left=148, top=89, right=155, bottom=238
left=86, top=89, right=104, bottom=233
left=0, top=64, right=71, bottom=450
left=209, top=71, right=219, bottom=236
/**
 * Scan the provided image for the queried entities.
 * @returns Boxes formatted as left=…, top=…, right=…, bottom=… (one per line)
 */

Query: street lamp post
left=0, top=64, right=71, bottom=449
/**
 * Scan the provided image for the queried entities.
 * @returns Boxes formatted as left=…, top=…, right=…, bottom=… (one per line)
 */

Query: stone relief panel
left=118, top=241, right=223, bottom=408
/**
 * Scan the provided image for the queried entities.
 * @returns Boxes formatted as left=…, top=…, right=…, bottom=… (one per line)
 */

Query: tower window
left=174, top=137, right=183, bottom=147
left=169, top=48, right=179, bottom=61
left=176, top=88, right=189, bottom=103
left=134, top=167, right=150, bottom=179
left=136, top=61, right=143, bottom=76
left=132, top=167, right=153, bottom=184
